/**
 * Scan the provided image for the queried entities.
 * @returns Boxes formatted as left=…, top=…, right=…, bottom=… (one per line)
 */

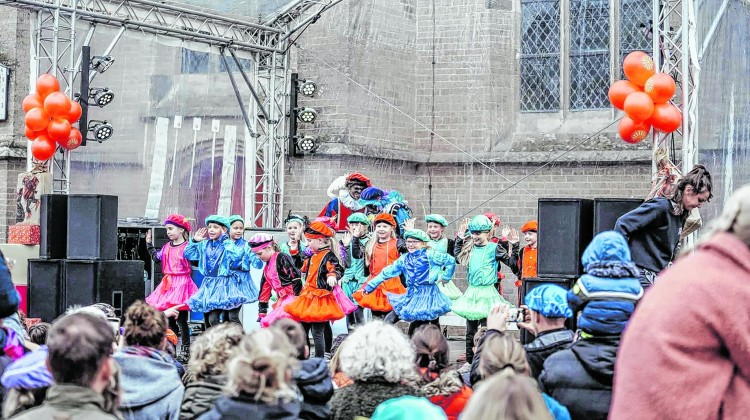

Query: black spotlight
left=88, top=120, right=114, bottom=142
left=296, top=107, right=317, bottom=123
left=89, top=88, right=115, bottom=107
left=296, top=135, right=319, bottom=154
left=299, top=79, right=317, bottom=97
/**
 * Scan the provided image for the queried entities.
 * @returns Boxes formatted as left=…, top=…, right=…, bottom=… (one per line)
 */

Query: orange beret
left=521, top=220, right=538, bottom=233
left=166, top=329, right=178, bottom=346
left=373, top=213, right=397, bottom=227
left=305, top=221, right=336, bottom=239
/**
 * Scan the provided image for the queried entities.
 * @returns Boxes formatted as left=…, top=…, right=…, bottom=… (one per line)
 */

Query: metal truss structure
left=0, top=0, right=339, bottom=227
left=652, top=0, right=698, bottom=175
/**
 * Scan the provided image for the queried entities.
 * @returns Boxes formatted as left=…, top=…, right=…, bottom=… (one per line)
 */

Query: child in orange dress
left=284, top=221, right=345, bottom=357
left=352, top=213, right=407, bottom=318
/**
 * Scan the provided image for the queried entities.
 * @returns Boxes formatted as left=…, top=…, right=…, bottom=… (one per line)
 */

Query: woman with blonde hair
left=199, top=329, right=300, bottom=419
left=180, top=323, right=244, bottom=419
left=330, top=321, right=418, bottom=420
left=461, top=371, right=552, bottom=420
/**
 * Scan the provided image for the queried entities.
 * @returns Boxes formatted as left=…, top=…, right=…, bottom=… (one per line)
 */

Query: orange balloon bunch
left=23, top=74, right=83, bottom=161
left=608, top=52, right=682, bottom=143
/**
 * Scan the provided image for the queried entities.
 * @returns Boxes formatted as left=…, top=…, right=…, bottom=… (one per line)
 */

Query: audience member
left=1, top=346, right=52, bottom=418
left=27, top=323, right=51, bottom=346
left=328, top=334, right=352, bottom=389
left=371, top=395, right=447, bottom=420
left=462, top=371, right=552, bottom=420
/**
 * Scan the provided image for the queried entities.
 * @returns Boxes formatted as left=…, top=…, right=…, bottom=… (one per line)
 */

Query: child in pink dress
left=145, top=214, right=198, bottom=358
left=249, top=233, right=303, bottom=328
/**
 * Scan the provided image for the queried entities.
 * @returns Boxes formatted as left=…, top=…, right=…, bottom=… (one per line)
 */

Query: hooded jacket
left=539, top=335, right=620, bottom=420
left=10, top=384, right=119, bottom=420
left=610, top=233, right=750, bottom=419
left=198, top=395, right=301, bottom=420
left=114, top=348, right=185, bottom=419
left=294, top=358, right=334, bottom=420
left=179, top=375, right=226, bottom=420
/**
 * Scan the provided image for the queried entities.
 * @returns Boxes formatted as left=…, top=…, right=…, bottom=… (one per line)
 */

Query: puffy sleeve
left=429, top=250, right=456, bottom=282
left=183, top=240, right=203, bottom=261
left=364, top=256, right=405, bottom=293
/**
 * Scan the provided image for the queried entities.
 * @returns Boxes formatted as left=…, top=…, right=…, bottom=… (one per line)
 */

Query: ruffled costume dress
left=145, top=241, right=199, bottom=310
left=228, top=237, right=262, bottom=304
left=429, top=237, right=463, bottom=300
left=353, top=238, right=407, bottom=312
left=185, top=234, right=256, bottom=312
left=285, top=248, right=346, bottom=323
left=365, top=248, right=456, bottom=321
left=451, top=239, right=513, bottom=320
left=258, top=251, right=302, bottom=328
left=340, top=236, right=369, bottom=303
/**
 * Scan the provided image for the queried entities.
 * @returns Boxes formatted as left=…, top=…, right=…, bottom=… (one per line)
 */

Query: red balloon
left=25, top=126, right=44, bottom=141
left=25, top=107, right=50, bottom=132
left=608, top=80, right=641, bottom=110
left=36, top=74, right=60, bottom=98
left=619, top=116, right=651, bottom=144
left=61, top=128, right=83, bottom=150
left=47, top=118, right=72, bottom=141
left=650, top=103, right=682, bottom=133
left=22, top=94, right=44, bottom=113
left=31, top=134, right=57, bottom=161
left=66, top=101, right=83, bottom=124
left=43, top=92, right=72, bottom=118
left=623, top=51, right=655, bottom=86
left=624, top=92, right=655, bottom=121
left=644, top=73, right=676, bottom=104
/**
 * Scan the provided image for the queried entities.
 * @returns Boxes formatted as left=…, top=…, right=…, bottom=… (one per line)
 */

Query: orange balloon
left=66, top=101, right=83, bottom=124
left=25, top=126, right=44, bottom=141
left=619, top=116, right=651, bottom=144
left=25, top=107, right=50, bottom=132
left=61, top=128, right=83, bottom=150
left=644, top=73, right=676, bottom=104
left=47, top=118, right=72, bottom=141
left=650, top=103, right=682, bottom=133
left=31, top=134, right=57, bottom=161
left=623, top=51, right=655, bottom=86
left=36, top=74, right=60, bottom=98
left=624, top=92, right=655, bottom=121
left=43, top=92, right=72, bottom=118
left=22, top=94, right=44, bottom=113
left=608, top=80, right=641, bottom=110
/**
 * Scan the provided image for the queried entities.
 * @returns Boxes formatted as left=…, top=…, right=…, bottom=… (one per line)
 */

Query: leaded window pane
left=620, top=0, right=652, bottom=76
left=569, top=0, right=610, bottom=110
left=181, top=49, right=210, bottom=74
left=521, top=0, right=561, bottom=112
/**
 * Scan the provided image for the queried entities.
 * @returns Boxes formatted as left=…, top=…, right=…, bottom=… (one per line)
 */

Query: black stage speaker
left=40, top=194, right=68, bottom=259
left=520, top=276, right=578, bottom=344
left=594, top=198, right=643, bottom=234
left=537, top=198, right=594, bottom=278
left=64, top=260, right=145, bottom=317
left=67, top=195, right=118, bottom=260
left=28, top=259, right=65, bottom=321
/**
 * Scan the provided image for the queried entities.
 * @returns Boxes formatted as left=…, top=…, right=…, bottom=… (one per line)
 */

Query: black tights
left=168, top=310, right=190, bottom=346
left=205, top=308, right=242, bottom=329
left=384, top=311, right=440, bottom=336
left=346, top=307, right=365, bottom=332
left=303, top=322, right=332, bottom=358
left=465, top=318, right=487, bottom=364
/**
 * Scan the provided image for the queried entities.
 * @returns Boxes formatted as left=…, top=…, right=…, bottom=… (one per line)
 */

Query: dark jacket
left=294, top=358, right=334, bottom=420
left=10, top=384, right=119, bottom=420
left=539, top=336, right=620, bottom=420
left=258, top=252, right=303, bottom=315
left=179, top=375, right=226, bottom=420
left=525, top=329, right=575, bottom=380
left=198, top=395, right=301, bottom=420
left=330, top=379, right=417, bottom=420
left=0, top=250, right=20, bottom=318
left=614, top=197, right=686, bottom=274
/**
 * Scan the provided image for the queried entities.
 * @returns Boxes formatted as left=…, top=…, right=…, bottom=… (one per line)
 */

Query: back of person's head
left=227, top=329, right=297, bottom=404
left=340, top=320, right=415, bottom=383
left=697, top=183, right=750, bottom=247
left=47, top=312, right=114, bottom=386
left=122, top=301, right=167, bottom=349
left=188, top=322, right=244, bottom=381
left=28, top=322, right=51, bottom=345
left=271, top=319, right=308, bottom=360
left=461, top=371, right=552, bottom=420
left=411, top=324, right=450, bottom=382
left=477, top=332, right=528, bottom=380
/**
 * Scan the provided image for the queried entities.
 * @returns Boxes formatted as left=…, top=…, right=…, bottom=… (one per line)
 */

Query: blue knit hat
left=468, top=215, right=492, bottom=232
left=425, top=214, right=449, bottom=227
left=205, top=215, right=229, bottom=229
left=227, top=215, right=244, bottom=226
left=524, top=284, right=573, bottom=319
left=371, top=396, right=447, bottom=420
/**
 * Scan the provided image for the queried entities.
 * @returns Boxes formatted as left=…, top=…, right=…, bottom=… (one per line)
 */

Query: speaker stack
left=28, top=195, right=145, bottom=321
left=520, top=197, right=643, bottom=343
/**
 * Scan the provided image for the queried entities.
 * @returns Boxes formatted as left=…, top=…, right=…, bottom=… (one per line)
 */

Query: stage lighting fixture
left=89, top=88, right=115, bottom=107
left=88, top=120, right=114, bottom=142
left=90, top=55, right=115, bottom=73
left=296, top=135, right=319, bottom=154
left=299, top=80, right=317, bottom=97
left=296, top=107, right=317, bottom=123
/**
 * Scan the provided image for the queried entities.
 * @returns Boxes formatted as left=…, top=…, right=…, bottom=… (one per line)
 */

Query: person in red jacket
left=610, top=184, right=750, bottom=420
left=319, top=172, right=371, bottom=231
left=412, top=324, right=472, bottom=420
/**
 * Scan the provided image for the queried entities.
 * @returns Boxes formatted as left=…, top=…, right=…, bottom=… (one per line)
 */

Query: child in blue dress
left=424, top=214, right=462, bottom=300
left=185, top=215, right=260, bottom=328
left=363, top=229, right=456, bottom=336
left=227, top=215, right=263, bottom=321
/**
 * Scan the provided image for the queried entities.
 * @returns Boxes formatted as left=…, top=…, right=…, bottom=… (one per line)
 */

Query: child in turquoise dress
left=339, top=212, right=371, bottom=330
left=425, top=214, right=463, bottom=300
